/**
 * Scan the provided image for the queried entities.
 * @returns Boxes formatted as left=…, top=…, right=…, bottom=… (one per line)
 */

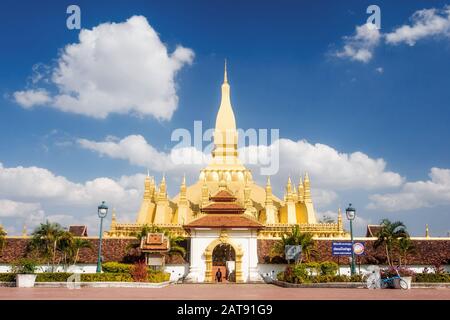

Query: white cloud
left=385, top=6, right=450, bottom=46
left=368, top=167, right=450, bottom=211
left=77, top=134, right=207, bottom=174
left=0, top=199, right=43, bottom=218
left=334, top=6, right=450, bottom=63
left=0, top=162, right=145, bottom=235
left=335, top=23, right=381, bottom=63
left=311, top=189, right=338, bottom=208
left=13, top=89, right=52, bottom=108
left=13, top=15, right=194, bottom=119
left=0, top=162, right=140, bottom=209
left=78, top=135, right=404, bottom=191
left=375, top=67, right=384, bottom=74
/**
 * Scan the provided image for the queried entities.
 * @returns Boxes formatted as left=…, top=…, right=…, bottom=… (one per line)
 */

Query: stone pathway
left=1, top=283, right=449, bottom=300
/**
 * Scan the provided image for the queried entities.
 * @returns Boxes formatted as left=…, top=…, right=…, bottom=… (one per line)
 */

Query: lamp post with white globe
left=346, top=203, right=356, bottom=276
left=96, top=201, right=108, bottom=273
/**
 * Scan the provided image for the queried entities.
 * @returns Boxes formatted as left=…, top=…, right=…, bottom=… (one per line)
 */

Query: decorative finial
left=426, top=224, right=429, bottom=237
left=182, top=173, right=186, bottom=185
left=22, top=223, right=27, bottom=237
left=266, top=176, right=271, bottom=186
left=147, top=168, right=150, bottom=177
left=224, top=59, right=228, bottom=83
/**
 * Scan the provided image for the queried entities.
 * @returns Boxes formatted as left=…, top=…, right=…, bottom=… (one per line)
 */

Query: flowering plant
left=380, top=266, right=415, bottom=279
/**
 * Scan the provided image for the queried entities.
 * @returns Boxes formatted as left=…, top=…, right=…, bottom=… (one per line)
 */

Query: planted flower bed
left=276, top=261, right=450, bottom=284
left=0, top=261, right=170, bottom=285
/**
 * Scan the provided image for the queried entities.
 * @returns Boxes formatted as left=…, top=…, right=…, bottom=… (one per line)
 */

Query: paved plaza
left=0, top=284, right=449, bottom=300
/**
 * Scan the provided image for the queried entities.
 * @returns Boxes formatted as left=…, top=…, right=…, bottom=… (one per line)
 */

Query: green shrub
left=147, top=271, right=170, bottom=283
left=12, top=258, right=38, bottom=274
left=414, top=273, right=450, bottom=283
left=276, top=271, right=284, bottom=281
left=102, top=262, right=133, bottom=273
left=0, top=273, right=16, bottom=282
left=303, top=262, right=321, bottom=275
left=320, top=261, right=339, bottom=276
left=81, top=273, right=133, bottom=282
left=36, top=273, right=72, bottom=282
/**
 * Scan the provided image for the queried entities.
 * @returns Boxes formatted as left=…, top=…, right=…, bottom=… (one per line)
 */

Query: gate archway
left=204, top=233, right=243, bottom=283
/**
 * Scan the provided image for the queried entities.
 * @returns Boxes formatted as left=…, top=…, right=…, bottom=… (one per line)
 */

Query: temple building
left=106, top=63, right=348, bottom=282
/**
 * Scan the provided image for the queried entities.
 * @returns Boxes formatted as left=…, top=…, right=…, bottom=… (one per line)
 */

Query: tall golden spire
left=224, top=59, right=228, bottom=83
left=212, top=60, right=239, bottom=164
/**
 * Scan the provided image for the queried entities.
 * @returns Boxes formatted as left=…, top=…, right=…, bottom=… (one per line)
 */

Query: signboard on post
left=332, top=242, right=353, bottom=256
left=332, top=241, right=366, bottom=256
left=285, top=245, right=302, bottom=262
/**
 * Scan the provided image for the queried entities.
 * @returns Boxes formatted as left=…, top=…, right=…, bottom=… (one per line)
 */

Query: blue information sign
left=332, top=242, right=353, bottom=256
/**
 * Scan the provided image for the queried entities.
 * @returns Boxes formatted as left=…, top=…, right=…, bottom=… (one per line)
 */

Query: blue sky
left=1, top=0, right=450, bottom=236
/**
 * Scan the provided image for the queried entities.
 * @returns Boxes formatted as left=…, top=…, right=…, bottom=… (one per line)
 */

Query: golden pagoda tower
left=107, top=61, right=346, bottom=239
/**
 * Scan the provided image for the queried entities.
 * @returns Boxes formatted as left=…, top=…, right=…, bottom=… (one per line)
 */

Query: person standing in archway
left=215, top=268, right=223, bottom=282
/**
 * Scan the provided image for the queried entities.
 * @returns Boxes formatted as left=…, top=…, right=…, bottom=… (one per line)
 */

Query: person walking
left=215, top=268, right=223, bottom=282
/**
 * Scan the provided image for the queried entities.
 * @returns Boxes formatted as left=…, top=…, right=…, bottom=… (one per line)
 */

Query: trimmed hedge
left=0, top=273, right=15, bottom=282
left=414, top=273, right=450, bottom=283
left=0, top=271, right=169, bottom=283
left=102, top=262, right=133, bottom=273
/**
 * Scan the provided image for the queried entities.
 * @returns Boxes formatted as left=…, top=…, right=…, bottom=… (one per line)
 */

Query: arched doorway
left=204, top=233, right=244, bottom=283
left=212, top=243, right=236, bottom=283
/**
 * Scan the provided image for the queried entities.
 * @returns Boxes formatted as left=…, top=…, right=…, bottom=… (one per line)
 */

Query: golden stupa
left=107, top=63, right=346, bottom=239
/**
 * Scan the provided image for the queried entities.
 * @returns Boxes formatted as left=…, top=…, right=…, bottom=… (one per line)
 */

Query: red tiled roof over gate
left=201, top=201, right=245, bottom=213
left=185, top=214, right=263, bottom=229
left=210, top=189, right=236, bottom=202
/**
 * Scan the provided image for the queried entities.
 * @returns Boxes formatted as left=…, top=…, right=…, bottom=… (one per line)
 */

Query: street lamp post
left=96, top=201, right=108, bottom=273
left=346, top=203, right=356, bottom=276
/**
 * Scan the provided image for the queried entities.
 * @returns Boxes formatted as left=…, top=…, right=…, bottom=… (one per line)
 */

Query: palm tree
left=30, top=221, right=65, bottom=271
left=168, top=235, right=186, bottom=257
left=0, top=226, right=6, bottom=255
left=70, top=238, right=93, bottom=265
left=373, top=219, right=409, bottom=267
left=270, top=225, right=317, bottom=264
left=57, top=231, right=74, bottom=268
left=397, top=236, right=414, bottom=266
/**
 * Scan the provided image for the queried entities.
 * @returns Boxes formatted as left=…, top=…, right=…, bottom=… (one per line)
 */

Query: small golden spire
left=180, top=175, right=188, bottom=204
left=337, top=208, right=343, bottom=230
left=266, top=176, right=271, bottom=187
left=297, top=176, right=304, bottom=202
left=22, top=224, right=27, bottom=237
left=303, top=172, right=311, bottom=202
left=111, top=208, right=117, bottom=227
left=425, top=224, right=429, bottom=237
